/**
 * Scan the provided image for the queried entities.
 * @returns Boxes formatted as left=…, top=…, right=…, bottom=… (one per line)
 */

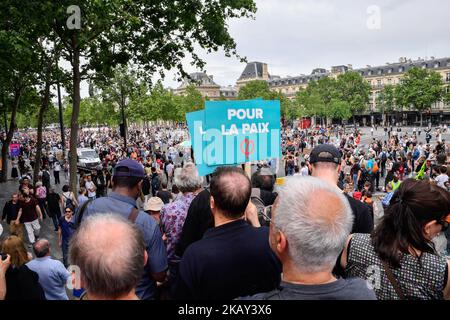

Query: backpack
left=372, top=161, right=379, bottom=173
left=63, top=193, right=74, bottom=208
left=381, top=152, right=387, bottom=162
left=250, top=188, right=272, bottom=227
left=151, top=174, right=161, bottom=191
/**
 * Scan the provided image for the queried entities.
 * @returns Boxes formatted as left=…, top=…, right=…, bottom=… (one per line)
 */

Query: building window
left=434, top=62, right=440, bottom=68
left=446, top=73, right=450, bottom=82
left=399, top=67, right=404, bottom=72
left=377, top=80, right=382, bottom=87
left=387, top=78, right=392, bottom=85
left=378, top=69, right=382, bottom=75
left=422, top=64, right=427, bottom=69
left=368, top=70, right=372, bottom=76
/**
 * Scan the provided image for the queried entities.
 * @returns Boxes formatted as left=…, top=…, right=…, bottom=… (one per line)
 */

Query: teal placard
left=203, top=99, right=281, bottom=166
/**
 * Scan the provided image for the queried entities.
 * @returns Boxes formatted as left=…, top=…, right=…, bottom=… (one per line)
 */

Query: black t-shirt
left=47, top=192, right=61, bottom=214
left=156, top=190, right=172, bottom=204
left=4, top=265, right=46, bottom=300
left=344, top=194, right=374, bottom=234
left=19, top=198, right=39, bottom=223
left=2, top=201, right=20, bottom=224
left=350, top=164, right=361, bottom=176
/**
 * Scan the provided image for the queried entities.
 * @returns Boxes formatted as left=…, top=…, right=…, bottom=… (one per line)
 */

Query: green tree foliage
left=181, top=85, right=205, bottom=114
left=294, top=76, right=352, bottom=123
left=237, top=80, right=275, bottom=100
left=376, top=84, right=397, bottom=125
left=396, top=67, right=444, bottom=126
left=237, top=80, right=291, bottom=118
left=445, top=86, right=450, bottom=106
left=335, top=71, right=371, bottom=122
left=376, top=84, right=396, bottom=113
left=329, top=99, right=352, bottom=121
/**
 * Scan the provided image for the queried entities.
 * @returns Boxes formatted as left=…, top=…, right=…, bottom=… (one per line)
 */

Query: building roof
left=268, top=72, right=330, bottom=87
left=354, top=57, right=450, bottom=77
left=238, top=62, right=267, bottom=80
left=177, top=72, right=220, bottom=89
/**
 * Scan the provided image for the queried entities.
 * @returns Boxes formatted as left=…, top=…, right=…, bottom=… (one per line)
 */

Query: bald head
left=273, top=176, right=353, bottom=273
left=69, top=214, right=146, bottom=299
left=33, top=239, right=50, bottom=258
left=210, top=167, right=251, bottom=219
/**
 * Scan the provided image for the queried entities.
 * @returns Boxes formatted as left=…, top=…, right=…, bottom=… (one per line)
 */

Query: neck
left=213, top=211, right=243, bottom=227
left=311, top=172, right=339, bottom=190
left=282, top=260, right=336, bottom=285
left=112, top=187, right=137, bottom=199
left=87, top=290, right=139, bottom=301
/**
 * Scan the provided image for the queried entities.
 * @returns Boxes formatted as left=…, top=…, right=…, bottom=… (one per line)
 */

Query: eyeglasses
left=258, top=205, right=273, bottom=223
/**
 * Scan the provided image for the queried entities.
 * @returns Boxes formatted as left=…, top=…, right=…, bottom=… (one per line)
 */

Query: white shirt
left=85, top=181, right=96, bottom=198
left=435, top=174, right=449, bottom=189
left=54, top=163, right=61, bottom=171
left=300, top=166, right=309, bottom=176
left=166, top=163, right=174, bottom=176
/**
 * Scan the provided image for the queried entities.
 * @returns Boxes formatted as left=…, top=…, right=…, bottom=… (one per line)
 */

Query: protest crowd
left=0, top=122, right=449, bottom=301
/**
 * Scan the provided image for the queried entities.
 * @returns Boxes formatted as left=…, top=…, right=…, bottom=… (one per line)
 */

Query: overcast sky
left=75, top=0, right=450, bottom=98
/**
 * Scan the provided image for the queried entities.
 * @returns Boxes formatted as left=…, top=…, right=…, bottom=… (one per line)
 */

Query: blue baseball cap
left=113, top=159, right=145, bottom=178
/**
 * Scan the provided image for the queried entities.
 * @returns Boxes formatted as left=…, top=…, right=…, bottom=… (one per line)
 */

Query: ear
left=423, top=220, right=437, bottom=238
left=271, top=229, right=287, bottom=255
left=143, top=250, right=148, bottom=266
left=210, top=196, right=215, bottom=211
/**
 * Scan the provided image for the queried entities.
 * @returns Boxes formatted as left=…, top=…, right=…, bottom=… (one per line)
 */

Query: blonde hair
left=1, top=235, right=29, bottom=267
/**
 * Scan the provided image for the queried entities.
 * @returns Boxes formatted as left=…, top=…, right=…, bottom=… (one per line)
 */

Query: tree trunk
left=33, top=81, right=51, bottom=184
left=353, top=115, right=356, bottom=129
left=1, top=87, right=21, bottom=182
left=69, top=40, right=81, bottom=194
left=420, top=112, right=423, bottom=127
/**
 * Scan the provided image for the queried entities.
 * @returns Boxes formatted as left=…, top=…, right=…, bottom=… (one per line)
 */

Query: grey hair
left=68, top=213, right=146, bottom=299
left=274, top=176, right=353, bottom=273
left=173, top=162, right=203, bottom=193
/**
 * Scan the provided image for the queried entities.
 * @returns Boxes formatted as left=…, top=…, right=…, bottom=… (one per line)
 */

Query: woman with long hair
left=0, top=236, right=45, bottom=300
left=340, top=179, right=450, bottom=300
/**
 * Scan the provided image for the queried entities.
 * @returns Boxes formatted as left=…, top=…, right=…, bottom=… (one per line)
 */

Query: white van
left=76, top=148, right=101, bottom=171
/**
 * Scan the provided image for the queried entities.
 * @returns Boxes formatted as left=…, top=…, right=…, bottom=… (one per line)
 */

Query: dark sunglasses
left=65, top=210, right=72, bottom=213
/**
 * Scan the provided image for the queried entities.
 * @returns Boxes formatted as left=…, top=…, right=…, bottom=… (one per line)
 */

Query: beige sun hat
left=143, top=197, right=164, bottom=212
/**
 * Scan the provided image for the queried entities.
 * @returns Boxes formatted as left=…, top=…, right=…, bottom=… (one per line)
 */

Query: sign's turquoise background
left=186, top=98, right=280, bottom=176
left=203, top=99, right=281, bottom=166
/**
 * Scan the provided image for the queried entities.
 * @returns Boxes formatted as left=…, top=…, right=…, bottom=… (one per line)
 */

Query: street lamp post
left=57, top=81, right=66, bottom=159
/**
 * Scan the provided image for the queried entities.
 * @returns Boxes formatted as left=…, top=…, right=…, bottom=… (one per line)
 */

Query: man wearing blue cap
left=78, top=158, right=168, bottom=300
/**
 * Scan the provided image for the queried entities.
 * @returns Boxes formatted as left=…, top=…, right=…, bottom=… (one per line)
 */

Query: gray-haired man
left=241, top=176, right=376, bottom=300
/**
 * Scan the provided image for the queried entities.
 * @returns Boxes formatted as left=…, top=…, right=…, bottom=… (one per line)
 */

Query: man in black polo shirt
left=309, top=144, right=373, bottom=234
left=173, top=167, right=281, bottom=300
